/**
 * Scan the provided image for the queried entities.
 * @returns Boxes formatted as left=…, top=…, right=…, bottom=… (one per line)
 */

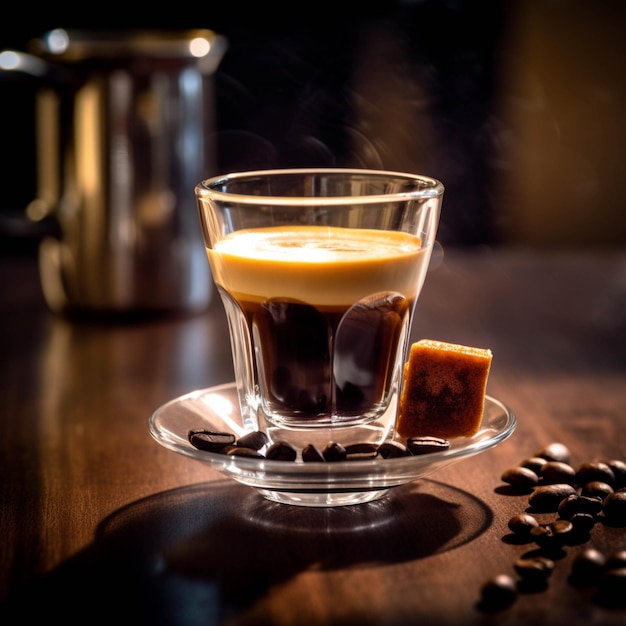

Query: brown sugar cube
left=396, top=339, right=492, bottom=439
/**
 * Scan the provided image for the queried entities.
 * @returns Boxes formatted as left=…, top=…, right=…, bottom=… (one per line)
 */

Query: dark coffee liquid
left=233, top=291, right=412, bottom=419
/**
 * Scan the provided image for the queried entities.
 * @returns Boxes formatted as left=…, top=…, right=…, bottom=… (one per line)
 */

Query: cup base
left=260, top=400, right=398, bottom=451
left=257, top=487, right=390, bottom=507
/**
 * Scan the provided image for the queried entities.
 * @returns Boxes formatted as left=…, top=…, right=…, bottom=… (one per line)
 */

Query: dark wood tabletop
left=1, top=246, right=625, bottom=625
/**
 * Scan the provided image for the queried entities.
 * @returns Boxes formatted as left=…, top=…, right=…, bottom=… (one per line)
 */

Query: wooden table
left=1, top=246, right=625, bottom=625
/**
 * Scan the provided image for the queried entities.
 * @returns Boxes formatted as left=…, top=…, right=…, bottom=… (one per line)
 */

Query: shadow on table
left=0, top=478, right=491, bottom=625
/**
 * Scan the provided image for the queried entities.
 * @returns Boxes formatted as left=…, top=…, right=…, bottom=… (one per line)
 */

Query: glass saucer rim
left=149, top=382, right=516, bottom=478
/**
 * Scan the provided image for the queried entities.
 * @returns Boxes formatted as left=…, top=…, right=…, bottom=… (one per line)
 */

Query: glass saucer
left=149, top=383, right=516, bottom=507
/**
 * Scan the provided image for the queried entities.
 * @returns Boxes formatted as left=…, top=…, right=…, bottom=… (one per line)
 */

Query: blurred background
left=1, top=0, right=625, bottom=256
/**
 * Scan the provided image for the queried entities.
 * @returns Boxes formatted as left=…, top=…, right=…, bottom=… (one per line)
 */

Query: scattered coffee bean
left=604, top=549, right=626, bottom=571
left=575, top=462, right=615, bottom=488
left=302, top=443, right=326, bottom=463
left=377, top=441, right=411, bottom=458
left=501, top=467, right=539, bottom=491
left=581, top=481, right=613, bottom=500
left=406, top=436, right=451, bottom=455
left=530, top=519, right=573, bottom=550
left=322, top=441, right=347, bottom=462
left=540, top=461, right=576, bottom=485
left=568, top=512, right=596, bottom=540
left=557, top=493, right=603, bottom=520
left=528, top=483, right=577, bottom=511
left=236, top=430, right=269, bottom=451
left=607, top=459, right=626, bottom=489
left=479, top=575, right=517, bottom=610
left=519, top=456, right=548, bottom=475
left=602, top=491, right=626, bottom=524
left=188, top=429, right=236, bottom=452
left=507, top=513, right=539, bottom=536
left=570, top=548, right=606, bottom=584
left=597, top=568, right=626, bottom=604
left=534, top=442, right=571, bottom=464
left=513, top=556, right=555, bottom=585
left=266, top=440, right=298, bottom=461
left=489, top=442, right=626, bottom=611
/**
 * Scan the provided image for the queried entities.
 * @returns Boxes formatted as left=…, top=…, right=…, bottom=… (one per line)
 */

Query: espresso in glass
left=208, top=225, right=429, bottom=427
left=196, top=169, right=443, bottom=437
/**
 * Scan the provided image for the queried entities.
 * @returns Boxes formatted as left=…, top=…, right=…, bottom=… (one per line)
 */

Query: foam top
left=207, top=226, right=430, bottom=306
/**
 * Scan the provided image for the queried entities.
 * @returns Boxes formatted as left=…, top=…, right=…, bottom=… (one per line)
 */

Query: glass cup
left=195, top=168, right=443, bottom=449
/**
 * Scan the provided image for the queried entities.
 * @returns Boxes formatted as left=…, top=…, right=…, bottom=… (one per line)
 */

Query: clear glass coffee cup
left=195, top=168, right=443, bottom=448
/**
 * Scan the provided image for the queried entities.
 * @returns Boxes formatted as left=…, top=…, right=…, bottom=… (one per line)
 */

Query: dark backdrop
left=2, top=1, right=625, bottom=250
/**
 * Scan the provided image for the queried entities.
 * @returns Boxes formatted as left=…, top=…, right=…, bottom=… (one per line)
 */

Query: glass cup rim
left=195, top=167, right=445, bottom=206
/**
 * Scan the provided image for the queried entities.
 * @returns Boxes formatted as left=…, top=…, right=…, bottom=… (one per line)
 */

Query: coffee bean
left=236, top=430, right=269, bottom=451
left=607, top=459, right=626, bottom=488
left=534, top=442, right=571, bottom=464
left=519, top=456, right=548, bottom=475
left=570, top=548, right=606, bottom=584
left=377, top=441, right=411, bottom=458
left=345, top=443, right=379, bottom=461
left=540, top=461, right=576, bottom=485
left=602, top=491, right=626, bottom=524
left=597, top=568, right=626, bottom=604
left=302, top=443, right=326, bottom=463
left=529, top=483, right=577, bottom=511
left=322, top=442, right=347, bottom=462
left=507, top=513, right=539, bottom=536
left=406, top=436, right=451, bottom=455
left=568, top=512, right=596, bottom=540
left=514, top=556, right=555, bottom=585
left=479, top=575, right=517, bottom=610
left=604, top=550, right=626, bottom=571
left=558, top=493, right=603, bottom=520
left=188, top=429, right=236, bottom=452
left=266, top=440, right=298, bottom=461
left=575, top=462, right=615, bottom=487
left=530, top=520, right=573, bottom=550
left=581, top=481, right=613, bottom=500
left=227, top=446, right=264, bottom=458
left=501, top=467, right=539, bottom=491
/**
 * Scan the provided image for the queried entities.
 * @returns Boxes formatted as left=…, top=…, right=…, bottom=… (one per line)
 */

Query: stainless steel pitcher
left=1, top=28, right=227, bottom=316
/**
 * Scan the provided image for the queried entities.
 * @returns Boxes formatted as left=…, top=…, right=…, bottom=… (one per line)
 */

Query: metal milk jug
left=1, top=28, right=227, bottom=316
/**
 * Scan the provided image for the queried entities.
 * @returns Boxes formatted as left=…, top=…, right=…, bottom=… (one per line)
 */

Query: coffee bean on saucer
left=406, top=436, right=451, bottom=455
left=266, top=440, right=297, bottom=462
left=302, top=443, right=326, bottom=462
left=236, top=430, right=269, bottom=451
left=227, top=446, right=264, bottom=458
left=188, top=429, right=236, bottom=452
left=345, top=442, right=379, bottom=461
left=377, top=441, right=411, bottom=459
left=322, top=442, right=347, bottom=462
